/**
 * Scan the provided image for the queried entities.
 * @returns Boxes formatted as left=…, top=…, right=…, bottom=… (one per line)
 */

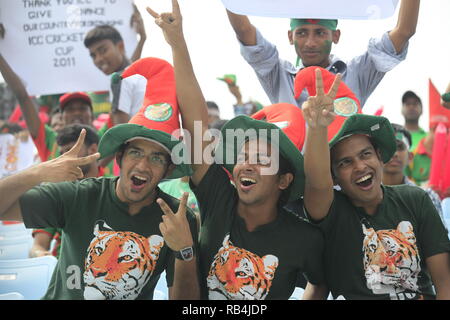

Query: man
left=302, top=69, right=450, bottom=299
left=0, top=58, right=199, bottom=300
left=148, top=0, right=326, bottom=300
left=382, top=123, right=445, bottom=226
left=206, top=101, right=222, bottom=126
left=30, top=125, right=101, bottom=259
left=401, top=90, right=427, bottom=151
left=225, top=0, right=420, bottom=108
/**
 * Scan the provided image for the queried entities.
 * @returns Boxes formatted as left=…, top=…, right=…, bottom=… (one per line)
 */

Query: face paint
left=322, top=40, right=333, bottom=56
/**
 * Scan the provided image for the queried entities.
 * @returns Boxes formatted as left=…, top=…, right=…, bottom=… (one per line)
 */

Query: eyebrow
left=334, top=146, right=373, bottom=164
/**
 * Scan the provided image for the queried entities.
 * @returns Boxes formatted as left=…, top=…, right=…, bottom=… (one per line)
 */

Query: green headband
left=395, top=132, right=410, bottom=150
left=290, top=19, right=338, bottom=31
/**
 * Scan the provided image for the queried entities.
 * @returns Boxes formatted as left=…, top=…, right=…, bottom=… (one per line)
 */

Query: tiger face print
left=83, top=221, right=164, bottom=300
left=362, top=221, right=421, bottom=299
left=207, top=234, right=279, bottom=300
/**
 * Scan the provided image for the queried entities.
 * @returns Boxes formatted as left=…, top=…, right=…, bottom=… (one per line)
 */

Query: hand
left=34, top=129, right=100, bottom=183
left=302, top=69, right=341, bottom=129
left=157, top=192, right=194, bottom=252
left=131, top=4, right=147, bottom=40
left=228, top=84, right=243, bottom=103
left=146, top=0, right=183, bottom=48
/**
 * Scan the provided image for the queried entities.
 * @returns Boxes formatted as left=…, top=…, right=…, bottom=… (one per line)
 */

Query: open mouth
left=240, top=177, right=256, bottom=188
left=131, top=174, right=148, bottom=187
left=355, top=174, right=373, bottom=188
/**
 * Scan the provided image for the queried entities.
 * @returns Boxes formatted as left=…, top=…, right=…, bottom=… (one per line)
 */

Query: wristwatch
left=175, top=246, right=195, bottom=261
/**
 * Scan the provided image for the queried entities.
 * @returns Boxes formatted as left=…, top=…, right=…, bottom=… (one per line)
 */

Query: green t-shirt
left=191, top=164, right=326, bottom=300
left=316, top=185, right=450, bottom=300
left=20, top=177, right=198, bottom=300
left=409, top=128, right=427, bottom=152
left=159, top=178, right=199, bottom=215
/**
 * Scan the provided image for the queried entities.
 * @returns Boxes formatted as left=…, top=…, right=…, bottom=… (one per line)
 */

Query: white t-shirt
left=115, top=74, right=147, bottom=117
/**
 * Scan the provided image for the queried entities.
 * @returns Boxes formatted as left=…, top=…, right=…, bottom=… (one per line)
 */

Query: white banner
left=0, top=0, right=137, bottom=96
left=0, top=133, right=38, bottom=178
left=222, top=0, right=399, bottom=20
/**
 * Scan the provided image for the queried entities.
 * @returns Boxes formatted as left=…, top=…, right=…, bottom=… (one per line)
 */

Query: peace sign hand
left=302, top=69, right=342, bottom=129
left=147, top=0, right=183, bottom=48
left=36, top=129, right=100, bottom=183
left=157, top=192, right=194, bottom=252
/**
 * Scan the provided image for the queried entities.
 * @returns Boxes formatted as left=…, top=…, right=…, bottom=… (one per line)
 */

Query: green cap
left=290, top=19, right=338, bottom=31
left=217, top=74, right=237, bottom=86
left=329, top=114, right=396, bottom=163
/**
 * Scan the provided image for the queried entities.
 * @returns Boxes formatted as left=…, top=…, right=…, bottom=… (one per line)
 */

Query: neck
left=351, top=187, right=383, bottom=216
left=85, top=165, right=99, bottom=179
left=382, top=173, right=405, bottom=186
left=404, top=121, right=420, bottom=132
left=237, top=201, right=278, bottom=232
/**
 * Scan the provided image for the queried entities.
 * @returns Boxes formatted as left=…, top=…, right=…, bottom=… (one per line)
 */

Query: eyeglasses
left=125, top=148, right=169, bottom=167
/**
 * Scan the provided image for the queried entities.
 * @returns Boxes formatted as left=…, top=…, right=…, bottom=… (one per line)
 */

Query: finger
left=172, top=0, right=181, bottom=16
left=159, top=222, right=167, bottom=236
left=65, top=129, right=86, bottom=157
left=74, top=152, right=100, bottom=166
left=177, top=192, right=189, bottom=216
left=315, top=69, right=325, bottom=96
left=157, top=198, right=176, bottom=217
left=160, top=13, right=175, bottom=23
left=327, top=73, right=342, bottom=99
left=146, top=6, right=160, bottom=19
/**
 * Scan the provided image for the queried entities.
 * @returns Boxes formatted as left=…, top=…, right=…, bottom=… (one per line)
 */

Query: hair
left=56, top=124, right=99, bottom=147
left=206, top=101, right=220, bottom=110
left=391, top=123, right=412, bottom=147
left=84, top=25, right=124, bottom=48
left=277, top=154, right=295, bottom=207
left=401, top=90, right=422, bottom=107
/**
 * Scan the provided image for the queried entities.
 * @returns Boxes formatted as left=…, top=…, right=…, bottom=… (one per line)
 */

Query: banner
left=222, top=0, right=399, bottom=19
left=429, top=79, right=450, bottom=129
left=0, top=133, right=38, bottom=178
left=0, top=0, right=137, bottom=96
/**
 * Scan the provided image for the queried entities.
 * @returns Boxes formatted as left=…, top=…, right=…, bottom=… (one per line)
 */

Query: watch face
left=180, top=247, right=194, bottom=261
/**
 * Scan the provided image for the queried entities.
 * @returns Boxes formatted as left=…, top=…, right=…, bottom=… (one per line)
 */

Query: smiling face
left=331, top=134, right=384, bottom=209
left=115, top=139, right=172, bottom=212
left=232, top=140, right=292, bottom=207
left=289, top=24, right=340, bottom=68
left=62, top=100, right=93, bottom=126
left=88, top=39, right=126, bottom=75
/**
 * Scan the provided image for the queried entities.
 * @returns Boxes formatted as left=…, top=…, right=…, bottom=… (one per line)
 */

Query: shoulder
left=281, top=208, right=323, bottom=235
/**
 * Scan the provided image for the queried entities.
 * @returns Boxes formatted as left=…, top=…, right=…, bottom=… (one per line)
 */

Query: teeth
left=133, top=175, right=147, bottom=182
left=356, top=174, right=372, bottom=184
left=241, top=177, right=256, bottom=184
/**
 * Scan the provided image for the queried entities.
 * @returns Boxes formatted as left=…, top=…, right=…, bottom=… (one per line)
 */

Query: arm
left=302, top=69, right=341, bottom=221
left=130, top=4, right=147, bottom=63
left=157, top=193, right=200, bottom=300
left=147, top=0, right=211, bottom=186
left=0, top=54, right=40, bottom=138
left=426, top=252, right=450, bottom=299
left=0, top=129, right=100, bottom=222
left=388, top=0, right=420, bottom=54
left=29, top=231, right=53, bottom=258
left=225, top=9, right=256, bottom=46
left=302, top=282, right=329, bottom=300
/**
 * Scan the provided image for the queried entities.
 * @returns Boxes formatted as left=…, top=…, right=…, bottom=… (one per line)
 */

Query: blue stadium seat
left=0, top=235, right=33, bottom=260
left=0, top=256, right=57, bottom=300
left=153, top=271, right=168, bottom=300
left=0, top=222, right=31, bottom=239
left=289, top=287, right=305, bottom=300
left=442, top=198, right=450, bottom=219
left=0, top=292, right=25, bottom=300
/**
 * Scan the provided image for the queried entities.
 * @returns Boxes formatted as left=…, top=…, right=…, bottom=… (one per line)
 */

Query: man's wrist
left=175, top=246, right=195, bottom=261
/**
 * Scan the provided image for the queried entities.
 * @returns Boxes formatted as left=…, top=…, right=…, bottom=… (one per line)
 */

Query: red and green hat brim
left=98, top=123, right=193, bottom=179
left=215, top=115, right=305, bottom=202
left=329, top=114, right=396, bottom=163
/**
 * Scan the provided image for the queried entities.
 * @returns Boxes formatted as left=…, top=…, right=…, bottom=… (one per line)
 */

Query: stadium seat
left=0, top=222, right=31, bottom=239
left=0, top=292, right=25, bottom=300
left=442, top=198, right=450, bottom=219
left=0, top=256, right=57, bottom=300
left=0, top=235, right=33, bottom=260
left=153, top=271, right=168, bottom=300
left=288, top=287, right=304, bottom=300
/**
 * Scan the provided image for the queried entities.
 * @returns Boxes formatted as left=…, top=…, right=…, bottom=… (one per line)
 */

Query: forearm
left=0, top=54, right=40, bottom=138
left=170, top=258, right=200, bottom=299
left=302, top=282, right=329, bottom=300
left=131, top=37, right=146, bottom=63
left=304, top=127, right=333, bottom=190
left=225, top=9, right=256, bottom=46
left=389, top=0, right=420, bottom=53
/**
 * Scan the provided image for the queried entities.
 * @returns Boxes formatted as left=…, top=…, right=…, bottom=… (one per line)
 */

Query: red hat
left=294, top=66, right=362, bottom=141
left=98, top=57, right=192, bottom=179
left=59, top=92, right=92, bottom=111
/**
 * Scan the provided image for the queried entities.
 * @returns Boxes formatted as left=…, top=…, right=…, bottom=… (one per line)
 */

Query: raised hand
left=302, top=69, right=341, bottom=129
left=36, top=129, right=100, bottom=183
left=146, top=0, right=183, bottom=48
left=131, top=4, right=147, bottom=40
left=157, top=192, right=194, bottom=252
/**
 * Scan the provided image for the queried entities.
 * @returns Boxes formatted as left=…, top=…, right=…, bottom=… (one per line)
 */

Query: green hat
left=215, top=103, right=306, bottom=202
left=217, top=74, right=237, bottom=86
left=98, top=57, right=192, bottom=179
left=329, top=114, right=396, bottom=163
left=290, top=18, right=338, bottom=31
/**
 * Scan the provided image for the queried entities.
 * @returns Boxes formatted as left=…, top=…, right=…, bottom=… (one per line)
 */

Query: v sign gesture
left=302, top=69, right=342, bottom=129
left=147, top=0, right=184, bottom=48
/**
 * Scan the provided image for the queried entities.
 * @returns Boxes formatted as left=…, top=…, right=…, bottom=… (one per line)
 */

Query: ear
left=332, top=29, right=341, bottom=44
left=115, top=151, right=123, bottom=168
left=117, top=40, right=126, bottom=55
left=288, top=30, right=294, bottom=45
left=407, top=151, right=414, bottom=163
left=278, top=172, right=294, bottom=191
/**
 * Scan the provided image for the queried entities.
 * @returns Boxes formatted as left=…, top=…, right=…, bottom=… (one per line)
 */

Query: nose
left=353, top=158, right=368, bottom=172
left=304, top=34, right=317, bottom=48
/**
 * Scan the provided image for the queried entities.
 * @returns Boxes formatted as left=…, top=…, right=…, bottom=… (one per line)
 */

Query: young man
left=401, top=90, right=426, bottom=150
left=225, top=0, right=420, bottom=108
left=147, top=0, right=326, bottom=300
left=0, top=59, right=199, bottom=300
left=302, top=69, right=450, bottom=299
left=382, top=123, right=445, bottom=225
left=30, top=125, right=101, bottom=259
